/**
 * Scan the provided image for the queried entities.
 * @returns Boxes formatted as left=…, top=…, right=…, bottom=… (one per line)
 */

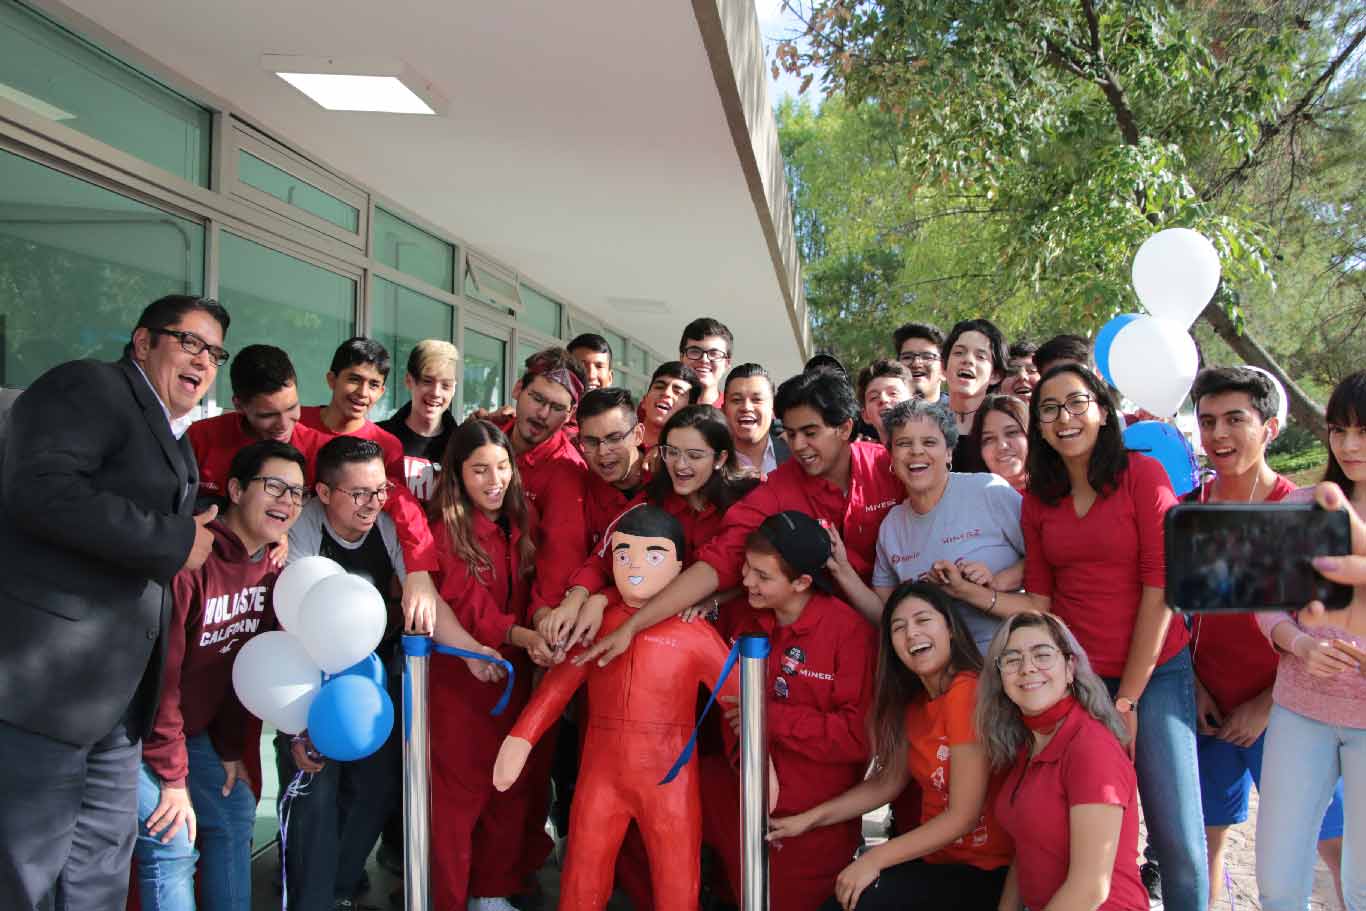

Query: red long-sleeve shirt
left=582, top=468, right=647, bottom=554
left=298, top=406, right=437, bottom=573
left=697, top=441, right=902, bottom=590
left=1022, top=452, right=1185, bottom=677
left=492, top=418, right=589, bottom=613
left=188, top=413, right=328, bottom=496
left=568, top=490, right=725, bottom=594
left=144, top=521, right=276, bottom=787
left=727, top=594, right=875, bottom=814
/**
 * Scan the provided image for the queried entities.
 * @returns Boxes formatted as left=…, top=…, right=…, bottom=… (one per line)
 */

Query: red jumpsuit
left=701, top=594, right=876, bottom=911
left=508, top=591, right=739, bottom=911
left=428, top=511, right=553, bottom=909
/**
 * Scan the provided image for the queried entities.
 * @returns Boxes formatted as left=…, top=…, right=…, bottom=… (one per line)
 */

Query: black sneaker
left=1140, top=861, right=1162, bottom=903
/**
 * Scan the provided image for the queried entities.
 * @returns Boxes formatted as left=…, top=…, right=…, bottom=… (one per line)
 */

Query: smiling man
left=378, top=340, right=459, bottom=503
left=942, top=318, right=1009, bottom=473
left=576, top=367, right=905, bottom=667
left=576, top=387, right=648, bottom=551
left=893, top=322, right=947, bottom=403
left=640, top=361, right=702, bottom=453
left=678, top=317, right=733, bottom=407
left=0, top=295, right=229, bottom=908
left=856, top=359, right=914, bottom=443
left=723, top=363, right=788, bottom=478
left=568, top=333, right=615, bottom=392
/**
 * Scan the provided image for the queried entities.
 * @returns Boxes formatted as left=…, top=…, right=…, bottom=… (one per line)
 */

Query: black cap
left=757, top=511, right=834, bottom=593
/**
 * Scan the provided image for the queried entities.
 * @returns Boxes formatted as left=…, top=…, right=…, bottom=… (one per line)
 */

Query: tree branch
left=1201, top=21, right=1366, bottom=201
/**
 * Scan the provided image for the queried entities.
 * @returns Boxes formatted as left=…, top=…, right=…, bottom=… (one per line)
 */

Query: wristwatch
left=1115, top=697, right=1137, bottom=714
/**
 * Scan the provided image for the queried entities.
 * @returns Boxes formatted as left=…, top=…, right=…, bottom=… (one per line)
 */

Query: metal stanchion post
left=738, top=634, right=771, bottom=911
left=401, top=634, right=432, bottom=911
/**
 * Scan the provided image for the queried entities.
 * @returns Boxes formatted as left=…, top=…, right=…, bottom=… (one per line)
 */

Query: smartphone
left=1165, top=503, right=1352, bottom=613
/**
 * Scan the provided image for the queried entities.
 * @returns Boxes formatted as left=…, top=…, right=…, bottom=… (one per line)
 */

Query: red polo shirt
left=568, top=490, right=724, bottom=594
left=697, top=441, right=902, bottom=590
left=1186, top=473, right=1296, bottom=714
left=493, top=418, right=589, bottom=613
left=729, top=593, right=875, bottom=813
left=297, top=406, right=438, bottom=573
left=994, top=705, right=1147, bottom=911
left=904, top=672, right=1012, bottom=869
left=1021, top=453, right=1184, bottom=677
left=188, top=412, right=328, bottom=496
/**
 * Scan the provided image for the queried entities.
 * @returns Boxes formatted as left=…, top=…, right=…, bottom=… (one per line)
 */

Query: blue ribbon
left=657, top=634, right=769, bottom=785
left=400, top=634, right=517, bottom=721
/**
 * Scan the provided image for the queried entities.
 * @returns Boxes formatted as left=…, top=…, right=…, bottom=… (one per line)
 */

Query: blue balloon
left=327, top=652, right=386, bottom=689
left=307, top=676, right=394, bottom=761
left=1094, top=314, right=1141, bottom=385
left=1124, top=420, right=1199, bottom=496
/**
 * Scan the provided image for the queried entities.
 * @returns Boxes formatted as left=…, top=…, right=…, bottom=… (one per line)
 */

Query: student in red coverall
left=703, top=511, right=876, bottom=911
left=426, top=420, right=557, bottom=911
left=494, top=504, right=775, bottom=911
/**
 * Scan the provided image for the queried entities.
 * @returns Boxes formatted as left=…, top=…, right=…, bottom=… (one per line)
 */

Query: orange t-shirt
left=903, top=671, right=1012, bottom=869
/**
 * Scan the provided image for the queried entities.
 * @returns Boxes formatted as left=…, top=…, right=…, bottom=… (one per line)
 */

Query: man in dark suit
left=0, top=295, right=229, bottom=909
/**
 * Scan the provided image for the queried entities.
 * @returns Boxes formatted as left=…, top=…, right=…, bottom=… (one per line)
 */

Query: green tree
left=774, top=0, right=1365, bottom=435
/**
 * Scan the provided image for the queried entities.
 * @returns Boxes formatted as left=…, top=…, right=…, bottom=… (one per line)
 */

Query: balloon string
left=426, top=644, right=517, bottom=716
left=278, top=769, right=312, bottom=910
left=658, top=639, right=742, bottom=785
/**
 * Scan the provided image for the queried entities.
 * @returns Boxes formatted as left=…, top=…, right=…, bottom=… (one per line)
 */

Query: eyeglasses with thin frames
left=897, top=351, right=941, bottom=366
left=659, top=443, right=716, bottom=464
left=250, top=476, right=309, bottom=506
left=997, top=643, right=1063, bottom=676
left=1037, top=394, right=1095, bottom=423
left=328, top=482, right=393, bottom=507
left=527, top=388, right=570, bottom=416
left=150, top=328, right=230, bottom=366
left=580, top=425, right=638, bottom=452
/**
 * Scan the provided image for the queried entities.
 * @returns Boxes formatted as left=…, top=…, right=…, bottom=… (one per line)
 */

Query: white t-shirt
left=872, top=472, right=1025, bottom=651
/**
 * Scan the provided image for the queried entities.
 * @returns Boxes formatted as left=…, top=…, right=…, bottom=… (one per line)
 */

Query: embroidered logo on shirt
left=781, top=646, right=805, bottom=675
left=865, top=499, right=896, bottom=513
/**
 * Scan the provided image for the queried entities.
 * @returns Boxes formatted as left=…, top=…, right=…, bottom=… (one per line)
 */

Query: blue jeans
left=1256, top=703, right=1366, bottom=911
left=134, top=733, right=257, bottom=911
left=1104, top=647, right=1209, bottom=911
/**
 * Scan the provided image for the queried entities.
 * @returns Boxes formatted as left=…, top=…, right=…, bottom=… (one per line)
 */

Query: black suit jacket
left=0, top=358, right=197, bottom=746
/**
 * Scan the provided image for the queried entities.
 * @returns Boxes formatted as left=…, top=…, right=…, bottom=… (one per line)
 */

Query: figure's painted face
left=610, top=531, right=681, bottom=601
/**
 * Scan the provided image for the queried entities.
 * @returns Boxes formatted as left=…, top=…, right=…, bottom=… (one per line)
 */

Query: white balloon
left=1131, top=228, right=1222, bottom=329
left=296, top=573, right=387, bottom=674
left=1244, top=365, right=1289, bottom=437
left=231, top=631, right=321, bottom=734
left=273, top=556, right=344, bottom=632
left=1108, top=316, right=1200, bottom=417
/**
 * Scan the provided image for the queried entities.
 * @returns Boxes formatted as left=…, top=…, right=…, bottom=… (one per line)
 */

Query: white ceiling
left=57, top=0, right=805, bottom=375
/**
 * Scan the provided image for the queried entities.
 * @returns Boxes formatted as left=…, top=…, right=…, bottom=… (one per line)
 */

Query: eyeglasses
left=527, top=388, right=570, bottom=416
left=580, top=425, right=638, bottom=452
left=328, top=482, right=393, bottom=507
left=659, top=443, right=716, bottom=464
left=1037, top=394, right=1095, bottom=423
left=250, top=476, right=309, bottom=506
left=897, top=351, right=941, bottom=366
left=683, top=346, right=730, bottom=363
left=150, top=328, right=230, bottom=366
left=997, top=644, right=1063, bottom=676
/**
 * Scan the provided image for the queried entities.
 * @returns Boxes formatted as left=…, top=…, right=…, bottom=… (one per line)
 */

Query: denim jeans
left=134, top=733, right=257, bottom=911
left=1256, top=703, right=1366, bottom=910
left=1104, top=646, right=1209, bottom=911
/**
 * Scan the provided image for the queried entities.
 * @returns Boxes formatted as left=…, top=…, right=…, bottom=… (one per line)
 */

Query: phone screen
left=1165, top=504, right=1352, bottom=613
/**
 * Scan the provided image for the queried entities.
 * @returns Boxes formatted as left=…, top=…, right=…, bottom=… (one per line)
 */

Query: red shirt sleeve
left=143, top=571, right=197, bottom=787
left=1021, top=494, right=1053, bottom=598
left=1060, top=723, right=1134, bottom=809
left=767, top=621, right=875, bottom=764
left=698, top=483, right=778, bottom=591
left=1130, top=455, right=1176, bottom=590
left=434, top=542, right=517, bottom=648
left=383, top=474, right=439, bottom=573
left=566, top=550, right=613, bottom=595
left=529, top=465, right=590, bottom=612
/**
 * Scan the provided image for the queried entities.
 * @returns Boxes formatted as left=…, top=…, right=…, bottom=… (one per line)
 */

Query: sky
left=755, top=0, right=821, bottom=107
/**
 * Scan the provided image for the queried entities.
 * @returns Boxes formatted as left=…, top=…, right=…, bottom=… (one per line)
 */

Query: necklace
left=1201, top=472, right=1261, bottom=504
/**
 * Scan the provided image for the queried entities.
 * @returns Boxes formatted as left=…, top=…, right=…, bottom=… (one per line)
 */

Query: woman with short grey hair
left=828, top=399, right=1034, bottom=653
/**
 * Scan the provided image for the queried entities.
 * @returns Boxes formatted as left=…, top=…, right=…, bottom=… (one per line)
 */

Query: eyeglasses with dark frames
left=897, top=351, right=941, bottom=365
left=250, top=476, right=309, bottom=505
left=683, top=345, right=730, bottom=363
left=149, top=328, right=230, bottom=366
left=1037, top=394, right=1095, bottom=423
left=328, top=482, right=394, bottom=507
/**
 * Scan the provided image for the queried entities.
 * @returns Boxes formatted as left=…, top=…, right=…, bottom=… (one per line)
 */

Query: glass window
left=464, top=257, right=518, bottom=313
left=516, top=340, right=542, bottom=374
left=0, top=2, right=211, bottom=185
left=0, top=149, right=204, bottom=388
left=567, top=313, right=603, bottom=340
left=603, top=330, right=626, bottom=366
left=370, top=276, right=454, bottom=420
left=237, top=151, right=359, bottom=232
left=462, top=329, right=505, bottom=418
left=216, top=232, right=355, bottom=408
left=519, top=284, right=562, bottom=338
left=628, top=342, right=647, bottom=373
left=373, top=208, right=454, bottom=292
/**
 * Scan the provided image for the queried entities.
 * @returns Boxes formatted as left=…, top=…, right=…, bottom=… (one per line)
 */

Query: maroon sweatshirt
left=143, top=521, right=278, bottom=787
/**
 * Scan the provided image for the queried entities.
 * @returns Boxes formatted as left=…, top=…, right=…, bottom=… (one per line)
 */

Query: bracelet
left=987, top=590, right=999, bottom=615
